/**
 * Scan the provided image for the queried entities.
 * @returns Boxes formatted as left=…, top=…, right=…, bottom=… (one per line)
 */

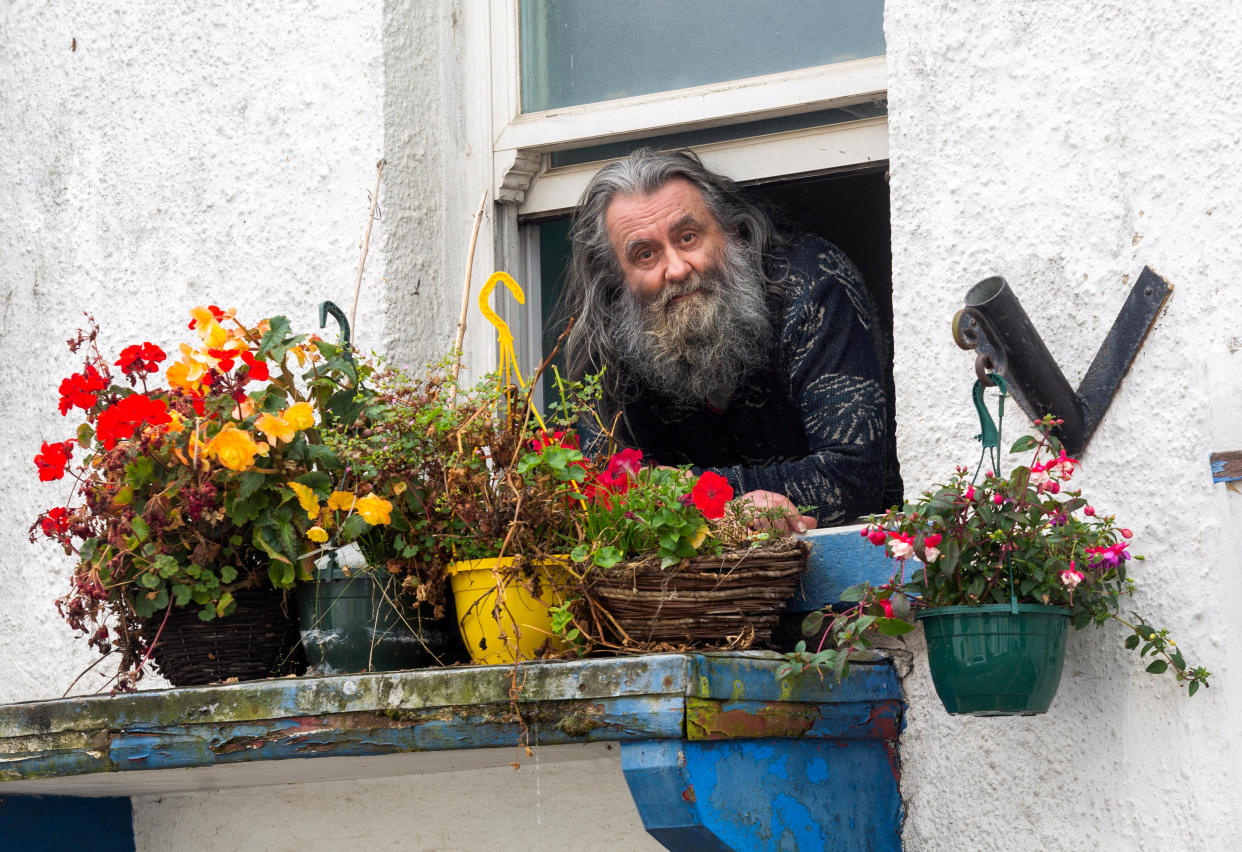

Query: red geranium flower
left=188, top=305, right=227, bottom=330
left=95, top=394, right=171, bottom=450
left=115, top=342, right=166, bottom=375
left=691, top=470, right=732, bottom=520
left=530, top=429, right=579, bottom=453
left=34, top=440, right=74, bottom=481
left=40, top=506, right=71, bottom=537
left=57, top=366, right=108, bottom=415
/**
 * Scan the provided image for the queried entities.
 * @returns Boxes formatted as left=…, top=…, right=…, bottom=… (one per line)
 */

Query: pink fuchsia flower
left=964, top=485, right=976, bottom=501
left=691, top=470, right=733, bottom=519
left=1120, top=528, right=1133, bottom=539
left=1028, top=462, right=1051, bottom=488
left=1086, top=542, right=1131, bottom=568
left=1045, top=449, right=1080, bottom=480
left=1083, top=504, right=1096, bottom=516
left=1059, top=568, right=1085, bottom=590
left=878, top=598, right=894, bottom=618
left=862, top=525, right=887, bottom=546
left=887, top=531, right=915, bottom=561
left=992, top=492, right=1004, bottom=506
left=922, top=532, right=943, bottom=562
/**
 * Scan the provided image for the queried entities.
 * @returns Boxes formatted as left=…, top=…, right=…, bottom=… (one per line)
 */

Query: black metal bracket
left=952, top=266, right=1173, bottom=456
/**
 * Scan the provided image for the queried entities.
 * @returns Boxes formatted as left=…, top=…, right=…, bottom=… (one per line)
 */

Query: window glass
left=519, top=0, right=886, bottom=113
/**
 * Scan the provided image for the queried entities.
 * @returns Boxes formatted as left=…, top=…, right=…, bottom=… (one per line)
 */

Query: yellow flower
left=255, top=412, right=295, bottom=444
left=327, top=491, right=356, bottom=512
left=166, top=344, right=212, bottom=391
left=165, top=411, right=185, bottom=434
left=687, top=524, right=709, bottom=550
left=283, top=401, right=315, bottom=431
left=206, top=424, right=265, bottom=471
left=306, top=526, right=329, bottom=543
left=233, top=395, right=256, bottom=420
left=354, top=493, right=393, bottom=525
left=287, top=482, right=321, bottom=520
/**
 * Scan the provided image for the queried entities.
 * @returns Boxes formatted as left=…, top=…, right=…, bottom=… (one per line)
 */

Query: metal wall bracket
left=952, top=266, right=1173, bottom=456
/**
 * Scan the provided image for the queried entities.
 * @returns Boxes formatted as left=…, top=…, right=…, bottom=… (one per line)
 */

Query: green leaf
left=874, top=617, right=917, bottom=636
left=1146, top=659, right=1169, bottom=675
left=340, top=513, right=370, bottom=540
left=77, top=422, right=96, bottom=446
left=1124, top=634, right=1140, bottom=650
left=1046, top=434, right=1063, bottom=456
left=238, top=471, right=268, bottom=500
left=801, top=610, right=825, bottom=636
left=1171, top=650, right=1186, bottom=670
left=593, top=546, right=622, bottom=569
left=171, top=584, right=192, bottom=606
left=79, top=538, right=99, bottom=562
left=113, top=485, right=134, bottom=507
left=570, top=544, right=589, bottom=563
left=216, top=591, right=236, bottom=618
left=138, top=572, right=161, bottom=589
left=1189, top=681, right=1200, bottom=697
left=1009, top=435, right=1038, bottom=453
left=220, top=565, right=238, bottom=584
left=838, top=585, right=868, bottom=603
left=295, top=471, right=333, bottom=497
left=938, top=539, right=960, bottom=578
left=198, top=606, right=217, bottom=622
left=154, top=555, right=179, bottom=578
left=256, top=315, right=294, bottom=359
left=268, top=561, right=295, bottom=589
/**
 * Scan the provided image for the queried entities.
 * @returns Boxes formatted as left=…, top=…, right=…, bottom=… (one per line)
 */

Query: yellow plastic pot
left=446, top=557, right=569, bottom=665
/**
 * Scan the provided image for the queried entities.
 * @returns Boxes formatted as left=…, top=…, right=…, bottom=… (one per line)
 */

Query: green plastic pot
left=297, top=569, right=450, bottom=674
left=917, top=603, right=1070, bottom=716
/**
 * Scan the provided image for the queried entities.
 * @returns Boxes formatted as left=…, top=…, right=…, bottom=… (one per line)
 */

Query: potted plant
left=781, top=379, right=1210, bottom=715
left=31, top=307, right=386, bottom=690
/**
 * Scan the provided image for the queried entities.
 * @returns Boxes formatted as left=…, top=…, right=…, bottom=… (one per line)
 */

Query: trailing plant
left=781, top=412, right=1210, bottom=696
left=32, top=307, right=388, bottom=690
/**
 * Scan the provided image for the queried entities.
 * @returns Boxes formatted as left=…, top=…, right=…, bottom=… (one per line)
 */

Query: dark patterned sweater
left=603, top=235, right=900, bottom=526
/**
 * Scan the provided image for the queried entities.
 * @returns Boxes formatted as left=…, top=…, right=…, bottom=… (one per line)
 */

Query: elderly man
left=559, top=149, right=900, bottom=530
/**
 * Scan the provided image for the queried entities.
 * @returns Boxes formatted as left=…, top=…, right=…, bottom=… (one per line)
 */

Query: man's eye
left=680, top=232, right=697, bottom=245
left=636, top=249, right=655, bottom=263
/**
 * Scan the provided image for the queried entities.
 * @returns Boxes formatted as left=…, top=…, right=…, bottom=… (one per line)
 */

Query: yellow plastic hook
left=479, top=271, right=527, bottom=391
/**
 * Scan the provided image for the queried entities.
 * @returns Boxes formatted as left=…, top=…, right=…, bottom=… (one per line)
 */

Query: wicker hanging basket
left=143, top=585, right=306, bottom=687
left=582, top=538, right=810, bottom=652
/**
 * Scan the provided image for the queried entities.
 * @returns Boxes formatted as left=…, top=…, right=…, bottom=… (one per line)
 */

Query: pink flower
left=922, top=532, right=943, bottom=563
left=878, top=598, right=894, bottom=618
left=992, top=492, right=1004, bottom=506
left=1059, top=568, right=1085, bottom=590
left=1028, top=462, right=1051, bottom=488
left=1046, top=449, right=1080, bottom=480
left=1120, top=528, right=1133, bottom=539
left=866, top=526, right=887, bottom=546
left=605, top=448, right=643, bottom=483
left=964, top=486, right=975, bottom=501
left=1083, top=505, right=1096, bottom=517
left=888, top=531, right=915, bottom=561
left=1085, top=542, right=1131, bottom=568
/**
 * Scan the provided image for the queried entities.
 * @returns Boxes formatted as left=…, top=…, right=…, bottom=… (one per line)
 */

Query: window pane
left=519, top=0, right=886, bottom=113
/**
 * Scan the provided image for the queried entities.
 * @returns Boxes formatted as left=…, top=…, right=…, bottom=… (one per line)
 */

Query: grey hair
left=559, top=148, right=783, bottom=408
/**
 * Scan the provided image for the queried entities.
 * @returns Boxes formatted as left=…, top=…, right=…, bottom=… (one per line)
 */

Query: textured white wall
left=886, top=0, right=1241, bottom=848
left=2, top=0, right=398, bottom=702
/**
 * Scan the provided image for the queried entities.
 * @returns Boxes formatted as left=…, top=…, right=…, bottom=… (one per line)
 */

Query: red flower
left=188, top=305, right=227, bottom=330
left=206, top=348, right=236, bottom=372
left=691, top=470, right=733, bottom=520
left=115, top=342, right=166, bottom=375
left=34, top=440, right=75, bottom=481
left=530, top=429, right=579, bottom=453
left=95, top=394, right=171, bottom=450
left=924, top=533, right=943, bottom=548
left=878, top=598, right=894, bottom=618
left=606, top=448, right=643, bottom=482
left=240, top=351, right=270, bottom=383
left=865, top=526, right=887, bottom=546
left=57, top=366, right=108, bottom=415
left=40, top=506, right=71, bottom=537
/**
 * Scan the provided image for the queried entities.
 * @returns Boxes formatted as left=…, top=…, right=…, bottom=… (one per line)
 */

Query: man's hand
left=736, top=490, right=817, bottom=534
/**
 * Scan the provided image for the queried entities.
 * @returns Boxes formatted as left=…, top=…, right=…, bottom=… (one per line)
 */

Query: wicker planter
left=144, top=585, right=306, bottom=686
left=584, top=539, right=810, bottom=651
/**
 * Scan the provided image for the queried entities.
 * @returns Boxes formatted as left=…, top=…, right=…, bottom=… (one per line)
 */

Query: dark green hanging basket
left=297, top=569, right=452, bottom=674
left=917, top=604, right=1070, bottom=716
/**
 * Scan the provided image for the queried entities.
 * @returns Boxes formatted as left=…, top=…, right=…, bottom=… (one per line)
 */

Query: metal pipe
left=953, top=276, right=1086, bottom=453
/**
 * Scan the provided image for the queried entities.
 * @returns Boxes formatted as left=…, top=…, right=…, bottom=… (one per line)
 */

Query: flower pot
left=917, top=603, right=1071, bottom=716
left=144, top=585, right=306, bottom=687
left=297, top=570, right=452, bottom=674
left=585, top=539, right=810, bottom=651
left=445, top=557, right=568, bottom=665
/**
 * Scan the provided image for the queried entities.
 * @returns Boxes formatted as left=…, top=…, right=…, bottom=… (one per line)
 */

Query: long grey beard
left=614, top=238, right=773, bottom=406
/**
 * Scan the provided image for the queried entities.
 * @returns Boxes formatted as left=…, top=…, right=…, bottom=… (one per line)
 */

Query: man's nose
left=664, top=249, right=691, bottom=282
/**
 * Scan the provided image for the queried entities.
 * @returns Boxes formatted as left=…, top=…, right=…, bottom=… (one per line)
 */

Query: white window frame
left=488, top=0, right=889, bottom=213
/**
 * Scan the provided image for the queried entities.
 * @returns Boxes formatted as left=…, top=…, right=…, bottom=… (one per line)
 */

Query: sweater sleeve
left=707, top=242, right=890, bottom=525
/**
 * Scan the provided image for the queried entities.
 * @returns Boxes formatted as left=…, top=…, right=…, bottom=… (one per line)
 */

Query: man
left=560, top=148, right=900, bottom=530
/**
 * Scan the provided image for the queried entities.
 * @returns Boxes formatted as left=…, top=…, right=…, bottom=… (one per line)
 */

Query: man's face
left=604, top=176, right=728, bottom=306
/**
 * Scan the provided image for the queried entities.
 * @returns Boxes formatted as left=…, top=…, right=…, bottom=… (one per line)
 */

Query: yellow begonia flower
left=165, top=411, right=185, bottom=434
left=354, top=494, right=393, bottom=526
left=306, top=526, right=329, bottom=543
left=688, top=524, right=709, bottom=550
left=256, top=412, right=295, bottom=444
left=206, top=424, right=265, bottom=471
left=233, top=395, right=256, bottom=420
left=283, top=401, right=315, bottom=431
left=327, top=491, right=356, bottom=512
left=287, top=482, right=320, bottom=520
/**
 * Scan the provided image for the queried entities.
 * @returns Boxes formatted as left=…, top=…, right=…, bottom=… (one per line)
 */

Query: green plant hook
left=318, top=300, right=351, bottom=348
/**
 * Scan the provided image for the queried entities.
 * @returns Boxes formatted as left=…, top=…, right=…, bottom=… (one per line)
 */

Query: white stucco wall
left=5, top=0, right=1241, bottom=849
left=887, top=0, right=1241, bottom=848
